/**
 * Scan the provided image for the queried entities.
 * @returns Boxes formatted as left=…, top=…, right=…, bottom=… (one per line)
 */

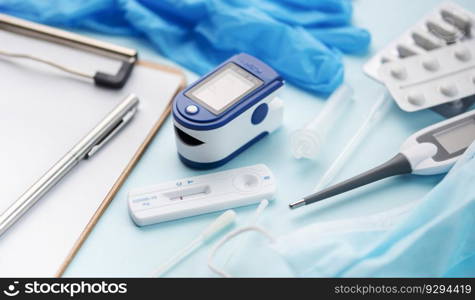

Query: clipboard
left=0, top=14, right=186, bottom=277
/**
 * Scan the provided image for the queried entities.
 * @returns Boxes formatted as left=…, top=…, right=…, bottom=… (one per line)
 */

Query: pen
left=0, top=93, right=139, bottom=237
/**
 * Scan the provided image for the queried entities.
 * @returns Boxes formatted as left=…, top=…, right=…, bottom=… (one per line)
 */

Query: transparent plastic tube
left=313, top=88, right=392, bottom=192
left=291, top=84, right=354, bottom=159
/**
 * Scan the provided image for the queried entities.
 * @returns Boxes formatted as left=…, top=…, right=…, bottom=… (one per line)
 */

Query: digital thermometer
left=128, top=164, right=276, bottom=225
left=290, top=109, right=475, bottom=209
left=172, top=53, right=284, bottom=169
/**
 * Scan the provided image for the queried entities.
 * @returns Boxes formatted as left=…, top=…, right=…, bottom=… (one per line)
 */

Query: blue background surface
left=63, top=0, right=475, bottom=277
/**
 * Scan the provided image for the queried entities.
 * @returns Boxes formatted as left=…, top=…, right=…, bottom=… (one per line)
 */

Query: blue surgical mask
left=210, top=141, right=475, bottom=277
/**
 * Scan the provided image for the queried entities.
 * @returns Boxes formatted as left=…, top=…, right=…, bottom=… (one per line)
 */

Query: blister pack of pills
left=364, top=1, right=474, bottom=82
left=378, top=40, right=475, bottom=112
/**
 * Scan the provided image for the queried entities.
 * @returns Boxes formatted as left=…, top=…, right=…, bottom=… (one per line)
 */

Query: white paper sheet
left=0, top=30, right=182, bottom=276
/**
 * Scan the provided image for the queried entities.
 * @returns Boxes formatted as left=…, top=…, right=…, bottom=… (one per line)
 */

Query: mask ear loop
left=207, top=225, right=275, bottom=278
left=222, top=199, right=269, bottom=267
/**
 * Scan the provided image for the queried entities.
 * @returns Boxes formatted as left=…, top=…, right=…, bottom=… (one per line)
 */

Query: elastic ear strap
left=222, top=199, right=269, bottom=268
left=207, top=225, right=275, bottom=278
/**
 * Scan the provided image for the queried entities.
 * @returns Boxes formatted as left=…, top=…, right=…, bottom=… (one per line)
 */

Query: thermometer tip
left=289, top=199, right=306, bottom=209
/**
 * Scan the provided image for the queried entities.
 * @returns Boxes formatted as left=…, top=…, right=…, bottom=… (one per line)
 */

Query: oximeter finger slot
left=174, top=126, right=204, bottom=146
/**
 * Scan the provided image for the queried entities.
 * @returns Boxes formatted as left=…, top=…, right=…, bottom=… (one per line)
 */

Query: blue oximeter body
left=172, top=53, right=284, bottom=169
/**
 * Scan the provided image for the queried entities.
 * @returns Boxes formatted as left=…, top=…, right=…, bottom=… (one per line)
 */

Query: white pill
left=454, top=47, right=471, bottom=62
left=407, top=93, right=425, bottom=106
left=422, top=58, right=440, bottom=71
left=390, top=66, right=407, bottom=80
left=427, top=18, right=458, bottom=42
left=441, top=8, right=472, bottom=34
left=412, top=30, right=443, bottom=50
left=439, top=84, right=458, bottom=97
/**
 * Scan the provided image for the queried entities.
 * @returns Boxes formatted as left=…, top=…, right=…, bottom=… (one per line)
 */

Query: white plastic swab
left=152, top=210, right=236, bottom=277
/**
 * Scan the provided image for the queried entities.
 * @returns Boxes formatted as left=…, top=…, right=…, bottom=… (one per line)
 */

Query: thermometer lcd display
left=186, top=63, right=263, bottom=115
left=434, top=119, right=475, bottom=154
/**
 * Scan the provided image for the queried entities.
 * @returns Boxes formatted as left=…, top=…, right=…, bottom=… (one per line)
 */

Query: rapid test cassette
left=364, top=1, right=475, bottom=81
left=128, top=164, right=276, bottom=226
left=379, top=40, right=475, bottom=112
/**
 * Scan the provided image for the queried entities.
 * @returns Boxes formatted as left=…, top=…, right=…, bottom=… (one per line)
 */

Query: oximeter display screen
left=186, top=63, right=263, bottom=114
left=434, top=119, right=475, bottom=154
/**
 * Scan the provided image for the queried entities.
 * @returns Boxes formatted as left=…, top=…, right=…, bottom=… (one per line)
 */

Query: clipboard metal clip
left=0, top=13, right=137, bottom=89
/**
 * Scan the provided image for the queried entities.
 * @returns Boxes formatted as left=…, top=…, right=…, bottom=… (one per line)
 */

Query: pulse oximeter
left=172, top=53, right=284, bottom=169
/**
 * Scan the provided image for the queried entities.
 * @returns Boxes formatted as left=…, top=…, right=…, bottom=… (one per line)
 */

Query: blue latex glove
left=270, top=141, right=475, bottom=277
left=0, top=0, right=370, bottom=94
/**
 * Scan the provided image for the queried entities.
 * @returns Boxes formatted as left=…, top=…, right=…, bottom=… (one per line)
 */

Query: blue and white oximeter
left=172, top=53, right=284, bottom=169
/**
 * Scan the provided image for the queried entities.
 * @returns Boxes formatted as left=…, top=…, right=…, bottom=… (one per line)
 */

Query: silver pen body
left=0, top=94, right=139, bottom=237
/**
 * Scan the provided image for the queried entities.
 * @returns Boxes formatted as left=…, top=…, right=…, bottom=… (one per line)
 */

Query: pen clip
left=85, top=106, right=138, bottom=159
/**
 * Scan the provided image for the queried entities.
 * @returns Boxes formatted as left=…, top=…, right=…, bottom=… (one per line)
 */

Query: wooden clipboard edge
left=55, top=60, right=187, bottom=277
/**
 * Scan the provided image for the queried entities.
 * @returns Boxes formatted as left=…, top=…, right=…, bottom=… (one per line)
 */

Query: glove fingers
left=307, top=26, right=371, bottom=54
left=196, top=6, right=343, bottom=94
left=253, top=0, right=352, bottom=27
left=120, top=0, right=227, bottom=73
left=0, top=0, right=346, bottom=93
left=276, top=0, right=351, bottom=10
left=0, top=0, right=136, bottom=35
left=137, top=0, right=208, bottom=24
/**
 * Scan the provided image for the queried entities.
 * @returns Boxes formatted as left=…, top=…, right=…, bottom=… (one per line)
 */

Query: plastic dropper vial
left=291, top=84, right=354, bottom=159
